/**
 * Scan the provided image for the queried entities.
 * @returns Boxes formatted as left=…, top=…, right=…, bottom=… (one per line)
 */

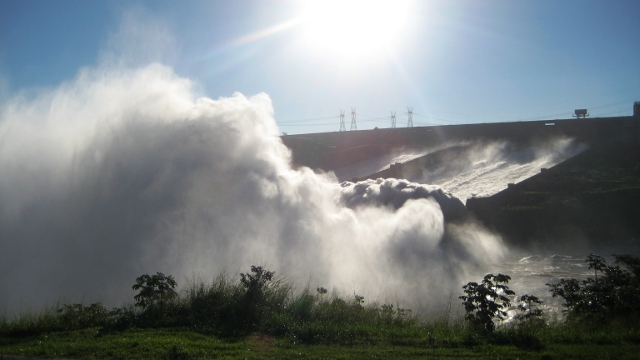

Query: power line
left=278, top=115, right=338, bottom=124
left=412, top=112, right=459, bottom=124
left=279, top=122, right=340, bottom=127
left=357, top=113, right=389, bottom=121
left=277, top=98, right=639, bottom=129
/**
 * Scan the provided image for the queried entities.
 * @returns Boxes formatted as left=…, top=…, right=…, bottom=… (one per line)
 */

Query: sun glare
left=298, top=0, right=415, bottom=61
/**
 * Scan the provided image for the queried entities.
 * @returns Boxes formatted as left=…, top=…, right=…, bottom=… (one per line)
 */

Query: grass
left=2, top=264, right=640, bottom=359
left=3, top=326, right=640, bottom=359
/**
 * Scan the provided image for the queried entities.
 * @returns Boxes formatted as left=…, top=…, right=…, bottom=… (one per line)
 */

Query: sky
left=1, top=0, right=639, bottom=134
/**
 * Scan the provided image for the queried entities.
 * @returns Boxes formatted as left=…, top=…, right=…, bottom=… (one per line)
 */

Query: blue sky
left=1, top=0, right=639, bottom=134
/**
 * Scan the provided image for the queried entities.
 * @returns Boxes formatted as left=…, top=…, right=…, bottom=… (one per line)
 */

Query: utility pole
left=339, top=109, right=346, bottom=131
left=391, top=111, right=396, bottom=128
left=350, top=108, right=357, bottom=131
left=407, top=107, right=413, bottom=127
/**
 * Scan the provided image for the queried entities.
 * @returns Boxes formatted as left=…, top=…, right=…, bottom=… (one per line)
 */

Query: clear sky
left=1, top=0, right=639, bottom=134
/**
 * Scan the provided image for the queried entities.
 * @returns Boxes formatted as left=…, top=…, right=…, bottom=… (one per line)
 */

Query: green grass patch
left=2, top=257, right=640, bottom=359
left=3, top=327, right=640, bottom=359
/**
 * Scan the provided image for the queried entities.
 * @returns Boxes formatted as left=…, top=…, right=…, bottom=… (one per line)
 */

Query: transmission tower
left=350, top=108, right=357, bottom=131
left=391, top=111, right=396, bottom=128
left=407, top=107, right=413, bottom=127
left=339, top=109, right=346, bottom=131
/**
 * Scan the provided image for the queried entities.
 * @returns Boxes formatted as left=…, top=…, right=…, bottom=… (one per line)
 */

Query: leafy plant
left=132, top=272, right=178, bottom=309
left=586, top=253, right=607, bottom=281
left=547, top=253, right=640, bottom=323
left=460, top=273, right=515, bottom=332
left=516, top=294, right=544, bottom=321
left=378, top=304, right=412, bottom=325
left=316, top=287, right=328, bottom=294
left=240, top=266, right=274, bottom=292
left=238, top=266, right=277, bottom=331
left=57, top=302, right=110, bottom=330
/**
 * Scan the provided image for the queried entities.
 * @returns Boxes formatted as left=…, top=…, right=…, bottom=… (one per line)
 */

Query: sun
left=296, top=0, right=415, bottom=61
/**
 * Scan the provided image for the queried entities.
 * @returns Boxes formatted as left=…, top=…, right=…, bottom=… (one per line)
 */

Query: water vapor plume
left=339, top=178, right=466, bottom=221
left=0, top=63, right=508, bottom=315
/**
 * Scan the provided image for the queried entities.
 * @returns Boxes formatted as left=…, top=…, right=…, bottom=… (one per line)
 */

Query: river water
left=487, top=240, right=640, bottom=320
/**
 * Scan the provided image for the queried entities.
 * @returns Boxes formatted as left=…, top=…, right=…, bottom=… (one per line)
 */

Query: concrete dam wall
left=281, top=115, right=640, bottom=174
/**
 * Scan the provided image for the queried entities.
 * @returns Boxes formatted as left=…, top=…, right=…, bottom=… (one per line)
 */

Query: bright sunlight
left=297, top=0, right=416, bottom=61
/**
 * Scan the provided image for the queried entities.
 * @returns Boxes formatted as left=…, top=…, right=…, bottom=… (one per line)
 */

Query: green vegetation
left=517, top=294, right=544, bottom=321
left=3, top=327, right=640, bottom=359
left=459, top=274, right=515, bottom=332
left=2, top=254, right=640, bottom=359
left=132, top=272, right=178, bottom=310
left=547, top=253, right=640, bottom=324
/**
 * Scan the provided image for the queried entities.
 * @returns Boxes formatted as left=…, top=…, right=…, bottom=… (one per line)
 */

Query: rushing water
left=487, top=240, right=640, bottom=320
left=332, top=138, right=587, bottom=204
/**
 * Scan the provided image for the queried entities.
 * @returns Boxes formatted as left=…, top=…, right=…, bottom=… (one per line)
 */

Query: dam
left=282, top=111, right=639, bottom=177
left=281, top=104, right=640, bottom=246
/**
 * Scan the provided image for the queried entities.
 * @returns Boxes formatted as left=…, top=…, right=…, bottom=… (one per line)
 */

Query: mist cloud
left=100, top=7, right=179, bottom=69
left=339, top=178, right=466, bottom=221
left=0, top=61, right=510, bottom=314
left=0, top=10, right=507, bottom=313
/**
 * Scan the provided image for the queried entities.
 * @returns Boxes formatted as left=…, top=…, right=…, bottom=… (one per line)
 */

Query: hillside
left=466, top=143, right=640, bottom=248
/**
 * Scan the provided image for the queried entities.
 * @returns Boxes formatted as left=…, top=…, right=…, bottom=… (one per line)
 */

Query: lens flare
left=298, top=0, right=416, bottom=61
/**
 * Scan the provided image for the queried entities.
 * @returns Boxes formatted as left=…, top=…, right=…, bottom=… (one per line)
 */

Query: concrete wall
left=282, top=116, right=640, bottom=172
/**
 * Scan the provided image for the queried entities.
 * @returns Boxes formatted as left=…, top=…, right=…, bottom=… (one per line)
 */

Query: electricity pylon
left=350, top=108, right=357, bottom=131
left=407, top=107, right=413, bottom=127
left=391, top=111, right=396, bottom=128
left=339, top=109, right=346, bottom=131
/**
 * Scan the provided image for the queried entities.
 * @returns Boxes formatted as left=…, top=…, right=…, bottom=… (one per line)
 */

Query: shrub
left=547, top=253, right=640, bottom=323
left=460, top=273, right=515, bottom=332
left=516, top=294, right=544, bottom=321
left=132, top=272, right=178, bottom=309
left=239, top=266, right=277, bottom=331
left=57, top=302, right=110, bottom=330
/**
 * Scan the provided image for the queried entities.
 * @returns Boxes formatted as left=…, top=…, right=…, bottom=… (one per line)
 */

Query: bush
left=1, top=266, right=415, bottom=340
left=57, top=302, right=110, bottom=330
left=547, top=253, right=640, bottom=323
left=459, top=273, right=515, bottom=332
left=132, top=272, right=178, bottom=309
left=516, top=294, right=544, bottom=321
